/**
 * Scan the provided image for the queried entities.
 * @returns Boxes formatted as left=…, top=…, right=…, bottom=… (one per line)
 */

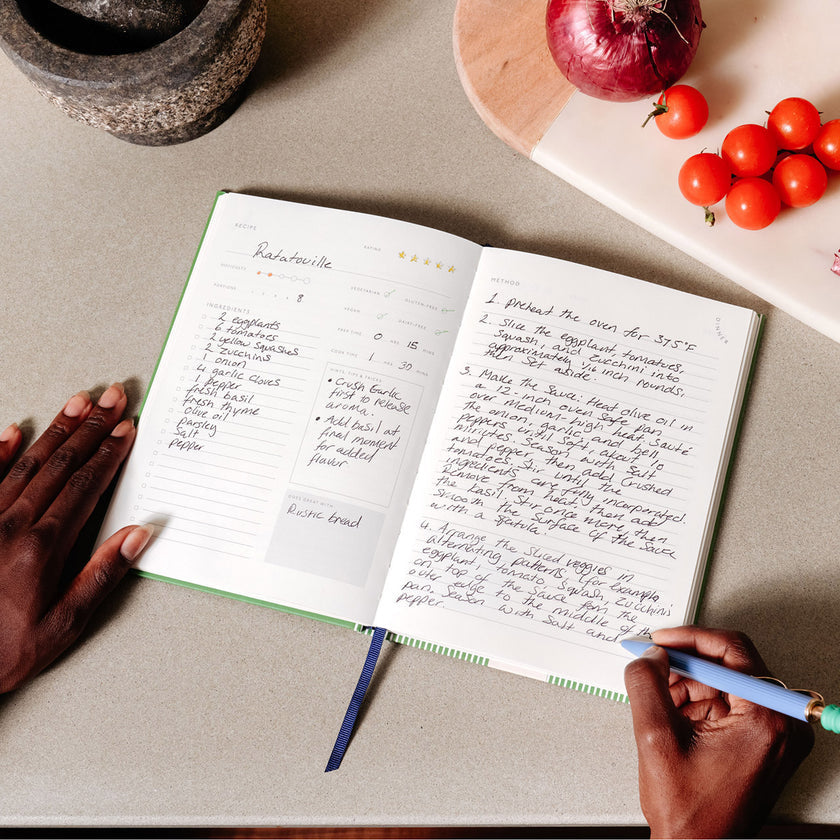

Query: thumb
left=624, top=645, right=683, bottom=755
left=40, top=524, right=154, bottom=650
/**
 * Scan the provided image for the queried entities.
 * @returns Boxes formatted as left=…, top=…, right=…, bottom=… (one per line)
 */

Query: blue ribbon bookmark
left=325, top=626, right=388, bottom=772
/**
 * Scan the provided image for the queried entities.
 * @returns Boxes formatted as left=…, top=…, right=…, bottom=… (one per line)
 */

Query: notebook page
left=375, top=247, right=759, bottom=693
left=100, top=193, right=480, bottom=625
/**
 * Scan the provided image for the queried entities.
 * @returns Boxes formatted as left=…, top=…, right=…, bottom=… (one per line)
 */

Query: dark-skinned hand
left=625, top=625, right=814, bottom=839
left=0, top=384, right=152, bottom=693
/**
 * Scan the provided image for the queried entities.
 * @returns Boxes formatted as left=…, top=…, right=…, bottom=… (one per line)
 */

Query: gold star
left=410, top=254, right=418, bottom=262
left=436, top=262, right=443, bottom=269
left=398, top=251, right=406, bottom=259
left=448, top=265, right=455, bottom=273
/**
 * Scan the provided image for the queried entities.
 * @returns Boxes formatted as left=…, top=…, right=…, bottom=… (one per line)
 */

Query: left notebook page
left=99, top=193, right=481, bottom=626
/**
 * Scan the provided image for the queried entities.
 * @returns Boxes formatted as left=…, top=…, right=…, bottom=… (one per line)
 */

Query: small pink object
left=833, top=251, right=840, bottom=277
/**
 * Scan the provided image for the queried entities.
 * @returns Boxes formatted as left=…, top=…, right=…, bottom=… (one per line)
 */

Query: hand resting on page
left=0, top=384, right=152, bottom=693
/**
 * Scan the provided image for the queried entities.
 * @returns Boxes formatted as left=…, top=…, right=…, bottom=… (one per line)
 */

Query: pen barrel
left=666, top=649, right=812, bottom=723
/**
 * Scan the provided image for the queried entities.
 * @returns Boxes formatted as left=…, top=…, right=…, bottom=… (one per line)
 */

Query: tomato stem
left=703, top=206, right=716, bottom=227
left=642, top=100, right=669, bottom=127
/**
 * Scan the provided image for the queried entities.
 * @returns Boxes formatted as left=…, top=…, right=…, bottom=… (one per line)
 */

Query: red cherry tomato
left=767, top=97, right=822, bottom=150
left=648, top=85, right=709, bottom=139
left=772, top=154, right=828, bottom=207
left=678, top=153, right=731, bottom=224
left=721, top=124, right=778, bottom=177
left=813, top=119, right=840, bottom=170
left=725, top=178, right=781, bottom=230
left=678, top=152, right=731, bottom=204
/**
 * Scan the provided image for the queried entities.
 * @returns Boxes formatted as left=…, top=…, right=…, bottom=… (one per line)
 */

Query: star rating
left=397, top=251, right=455, bottom=274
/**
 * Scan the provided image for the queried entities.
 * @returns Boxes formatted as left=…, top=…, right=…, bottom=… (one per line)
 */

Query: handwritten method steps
left=99, top=193, right=761, bottom=696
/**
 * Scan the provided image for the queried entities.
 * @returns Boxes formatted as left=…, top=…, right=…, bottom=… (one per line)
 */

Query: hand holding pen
left=623, top=626, right=814, bottom=839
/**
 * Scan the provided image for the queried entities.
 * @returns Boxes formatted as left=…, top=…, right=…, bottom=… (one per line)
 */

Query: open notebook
left=99, top=191, right=762, bottom=700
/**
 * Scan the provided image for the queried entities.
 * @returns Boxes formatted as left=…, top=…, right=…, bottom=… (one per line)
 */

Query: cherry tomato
left=767, top=97, right=822, bottom=150
left=771, top=154, right=827, bottom=207
left=721, top=124, right=778, bottom=177
left=725, top=177, right=781, bottom=230
left=813, top=119, right=840, bottom=170
left=647, top=85, right=709, bottom=139
left=678, top=153, right=731, bottom=224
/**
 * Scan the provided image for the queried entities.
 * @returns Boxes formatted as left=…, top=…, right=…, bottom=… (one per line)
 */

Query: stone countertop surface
left=1, top=0, right=839, bottom=828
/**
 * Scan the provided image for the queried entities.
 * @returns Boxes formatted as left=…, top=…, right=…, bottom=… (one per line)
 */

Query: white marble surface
left=534, top=0, right=840, bottom=342
left=0, top=0, right=838, bottom=827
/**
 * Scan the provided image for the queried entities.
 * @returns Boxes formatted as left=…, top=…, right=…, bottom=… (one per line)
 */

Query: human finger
left=0, top=391, right=93, bottom=512
left=651, top=625, right=769, bottom=675
left=27, top=419, right=137, bottom=592
left=7, top=384, right=127, bottom=524
left=669, top=673, right=724, bottom=708
left=652, top=625, right=780, bottom=718
left=0, top=424, right=23, bottom=475
left=35, top=525, right=153, bottom=676
left=625, top=645, right=684, bottom=754
left=675, top=696, right=732, bottom=723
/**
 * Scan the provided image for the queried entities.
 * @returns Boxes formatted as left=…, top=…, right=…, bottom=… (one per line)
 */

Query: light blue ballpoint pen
left=621, top=638, right=840, bottom=733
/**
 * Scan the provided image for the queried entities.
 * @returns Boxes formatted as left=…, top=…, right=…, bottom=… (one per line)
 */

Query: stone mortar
left=0, top=0, right=267, bottom=145
left=50, top=0, right=208, bottom=45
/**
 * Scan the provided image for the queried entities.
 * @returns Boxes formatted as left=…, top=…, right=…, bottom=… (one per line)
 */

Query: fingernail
left=0, top=423, right=19, bottom=443
left=110, top=418, right=136, bottom=438
left=98, top=383, right=125, bottom=409
left=120, top=524, right=155, bottom=563
left=642, top=644, right=663, bottom=659
left=63, top=391, right=91, bottom=418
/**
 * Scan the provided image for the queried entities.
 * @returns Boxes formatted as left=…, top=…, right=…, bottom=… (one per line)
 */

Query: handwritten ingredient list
left=106, top=193, right=481, bottom=624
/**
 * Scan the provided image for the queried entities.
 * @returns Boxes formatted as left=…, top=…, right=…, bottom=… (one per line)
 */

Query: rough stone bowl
left=0, top=0, right=267, bottom=145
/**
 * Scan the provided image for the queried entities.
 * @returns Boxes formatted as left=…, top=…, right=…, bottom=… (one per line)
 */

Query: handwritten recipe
left=101, top=194, right=761, bottom=696
left=102, top=193, right=479, bottom=622
left=376, top=248, right=759, bottom=691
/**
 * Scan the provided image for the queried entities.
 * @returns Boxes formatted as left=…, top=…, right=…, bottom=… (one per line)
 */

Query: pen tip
left=620, top=637, right=654, bottom=654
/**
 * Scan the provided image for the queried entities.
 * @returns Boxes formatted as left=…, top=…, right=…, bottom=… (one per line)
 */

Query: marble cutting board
left=454, top=0, right=840, bottom=342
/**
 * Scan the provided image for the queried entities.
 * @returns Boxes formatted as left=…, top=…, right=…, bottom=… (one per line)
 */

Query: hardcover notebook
left=99, top=191, right=762, bottom=699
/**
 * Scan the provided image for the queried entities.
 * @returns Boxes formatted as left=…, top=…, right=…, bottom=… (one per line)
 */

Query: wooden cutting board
left=454, top=0, right=840, bottom=343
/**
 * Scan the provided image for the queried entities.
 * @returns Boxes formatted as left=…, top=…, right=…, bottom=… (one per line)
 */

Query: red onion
left=546, top=0, right=704, bottom=102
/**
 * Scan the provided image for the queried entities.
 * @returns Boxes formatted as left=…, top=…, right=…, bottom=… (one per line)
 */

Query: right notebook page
left=375, top=246, right=762, bottom=696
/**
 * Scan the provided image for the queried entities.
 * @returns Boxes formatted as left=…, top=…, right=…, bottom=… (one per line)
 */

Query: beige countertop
left=1, top=0, right=839, bottom=829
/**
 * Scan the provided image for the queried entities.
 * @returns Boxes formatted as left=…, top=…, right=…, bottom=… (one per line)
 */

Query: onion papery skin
left=546, top=0, right=704, bottom=102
